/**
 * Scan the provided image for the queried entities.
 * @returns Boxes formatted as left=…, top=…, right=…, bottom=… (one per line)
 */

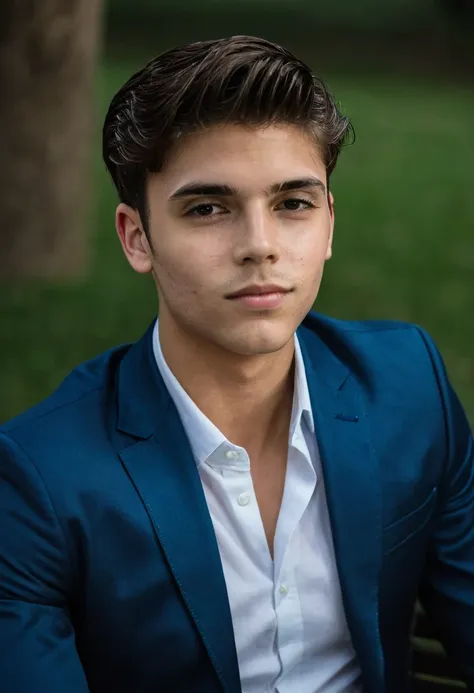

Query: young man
left=0, top=36, right=473, bottom=693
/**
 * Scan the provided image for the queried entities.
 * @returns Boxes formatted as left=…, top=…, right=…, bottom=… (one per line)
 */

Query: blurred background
left=1, top=0, right=473, bottom=424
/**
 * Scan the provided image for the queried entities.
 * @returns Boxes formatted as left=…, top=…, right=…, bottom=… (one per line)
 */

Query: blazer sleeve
left=0, top=432, right=90, bottom=692
left=416, top=327, right=474, bottom=687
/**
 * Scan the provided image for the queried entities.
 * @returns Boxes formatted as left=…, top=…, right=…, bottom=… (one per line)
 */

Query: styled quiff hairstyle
left=103, top=35, right=354, bottom=235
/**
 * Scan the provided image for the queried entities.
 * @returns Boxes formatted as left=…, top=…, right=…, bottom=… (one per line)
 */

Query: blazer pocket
left=383, top=486, right=438, bottom=556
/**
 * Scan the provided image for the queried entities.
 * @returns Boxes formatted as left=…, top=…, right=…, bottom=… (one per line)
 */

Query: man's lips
left=226, top=284, right=291, bottom=299
left=226, top=286, right=292, bottom=310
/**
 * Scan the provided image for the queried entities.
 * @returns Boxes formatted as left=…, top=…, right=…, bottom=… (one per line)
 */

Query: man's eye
left=186, top=203, right=225, bottom=217
left=279, top=198, right=316, bottom=211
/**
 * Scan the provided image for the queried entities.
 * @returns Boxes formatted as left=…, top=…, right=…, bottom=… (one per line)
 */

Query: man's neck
left=158, top=317, right=296, bottom=455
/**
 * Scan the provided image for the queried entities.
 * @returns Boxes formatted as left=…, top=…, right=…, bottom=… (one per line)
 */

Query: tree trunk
left=0, top=0, right=103, bottom=279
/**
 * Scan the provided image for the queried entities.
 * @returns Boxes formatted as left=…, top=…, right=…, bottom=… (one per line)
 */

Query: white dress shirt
left=153, top=320, right=362, bottom=692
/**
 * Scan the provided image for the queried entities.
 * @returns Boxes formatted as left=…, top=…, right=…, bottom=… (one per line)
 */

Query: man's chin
left=218, top=324, right=296, bottom=357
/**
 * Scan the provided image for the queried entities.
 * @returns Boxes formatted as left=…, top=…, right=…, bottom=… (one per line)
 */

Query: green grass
left=1, top=59, right=473, bottom=424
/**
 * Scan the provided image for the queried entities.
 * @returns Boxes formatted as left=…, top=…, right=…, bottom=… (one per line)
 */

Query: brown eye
left=279, top=198, right=315, bottom=211
left=189, top=204, right=215, bottom=216
left=186, top=202, right=228, bottom=218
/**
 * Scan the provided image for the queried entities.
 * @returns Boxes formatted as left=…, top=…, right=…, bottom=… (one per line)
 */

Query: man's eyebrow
left=169, top=183, right=236, bottom=199
left=269, top=178, right=326, bottom=195
left=168, top=177, right=326, bottom=200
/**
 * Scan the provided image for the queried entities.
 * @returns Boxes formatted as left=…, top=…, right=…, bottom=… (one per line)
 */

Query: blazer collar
left=116, top=320, right=171, bottom=440
left=116, top=312, right=349, bottom=441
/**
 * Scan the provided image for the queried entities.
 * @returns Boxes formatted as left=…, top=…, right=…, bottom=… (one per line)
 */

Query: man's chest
left=250, top=447, right=288, bottom=559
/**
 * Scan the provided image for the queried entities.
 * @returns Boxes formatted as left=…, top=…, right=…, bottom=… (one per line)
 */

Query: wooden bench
left=411, top=605, right=467, bottom=691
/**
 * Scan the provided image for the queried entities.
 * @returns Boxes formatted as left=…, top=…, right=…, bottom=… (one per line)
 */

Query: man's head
left=103, top=36, right=353, bottom=358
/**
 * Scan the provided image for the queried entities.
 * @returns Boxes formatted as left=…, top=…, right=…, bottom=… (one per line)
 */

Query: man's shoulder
left=303, top=309, right=421, bottom=338
left=302, top=309, right=430, bottom=348
left=1, top=342, right=132, bottom=444
left=300, top=310, right=442, bottom=388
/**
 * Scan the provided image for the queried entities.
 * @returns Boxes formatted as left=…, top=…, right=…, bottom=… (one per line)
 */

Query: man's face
left=118, top=123, right=334, bottom=357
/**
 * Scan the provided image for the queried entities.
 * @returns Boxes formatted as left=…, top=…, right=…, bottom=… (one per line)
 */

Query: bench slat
left=412, top=675, right=466, bottom=693
left=412, top=647, right=465, bottom=682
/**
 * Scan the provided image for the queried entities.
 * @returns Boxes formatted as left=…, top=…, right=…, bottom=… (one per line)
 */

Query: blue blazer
left=1, top=311, right=473, bottom=693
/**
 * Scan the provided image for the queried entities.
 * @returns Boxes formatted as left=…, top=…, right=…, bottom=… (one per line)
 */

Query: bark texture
left=0, top=0, right=102, bottom=279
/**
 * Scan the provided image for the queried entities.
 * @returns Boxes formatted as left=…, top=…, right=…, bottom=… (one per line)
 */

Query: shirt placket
left=273, top=427, right=317, bottom=691
left=214, top=445, right=273, bottom=573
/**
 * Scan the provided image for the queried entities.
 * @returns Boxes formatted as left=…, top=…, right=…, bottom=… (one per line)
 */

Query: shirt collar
left=152, top=319, right=314, bottom=468
left=291, top=332, right=315, bottom=437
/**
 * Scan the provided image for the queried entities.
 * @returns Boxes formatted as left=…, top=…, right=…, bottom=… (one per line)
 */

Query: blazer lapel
left=298, top=316, right=385, bottom=693
left=116, top=323, right=241, bottom=693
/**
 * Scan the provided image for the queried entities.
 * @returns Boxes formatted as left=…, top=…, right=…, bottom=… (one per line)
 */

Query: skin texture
left=116, top=123, right=334, bottom=456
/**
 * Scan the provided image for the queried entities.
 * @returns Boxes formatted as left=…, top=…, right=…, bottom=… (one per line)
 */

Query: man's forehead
left=149, top=124, right=326, bottom=195
left=161, top=122, right=323, bottom=165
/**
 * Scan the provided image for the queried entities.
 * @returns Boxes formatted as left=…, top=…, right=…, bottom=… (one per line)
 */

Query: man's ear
left=115, top=203, right=153, bottom=274
left=326, top=191, right=335, bottom=261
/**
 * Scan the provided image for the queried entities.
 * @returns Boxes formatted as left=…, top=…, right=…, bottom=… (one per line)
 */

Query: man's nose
left=233, top=208, right=281, bottom=265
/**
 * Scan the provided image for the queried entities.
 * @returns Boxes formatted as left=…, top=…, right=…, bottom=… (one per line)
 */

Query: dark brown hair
left=103, top=35, right=354, bottom=235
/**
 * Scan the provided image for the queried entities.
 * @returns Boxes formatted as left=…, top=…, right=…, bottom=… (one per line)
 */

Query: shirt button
left=237, top=492, right=250, bottom=506
left=225, top=450, right=240, bottom=461
left=279, top=584, right=289, bottom=595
